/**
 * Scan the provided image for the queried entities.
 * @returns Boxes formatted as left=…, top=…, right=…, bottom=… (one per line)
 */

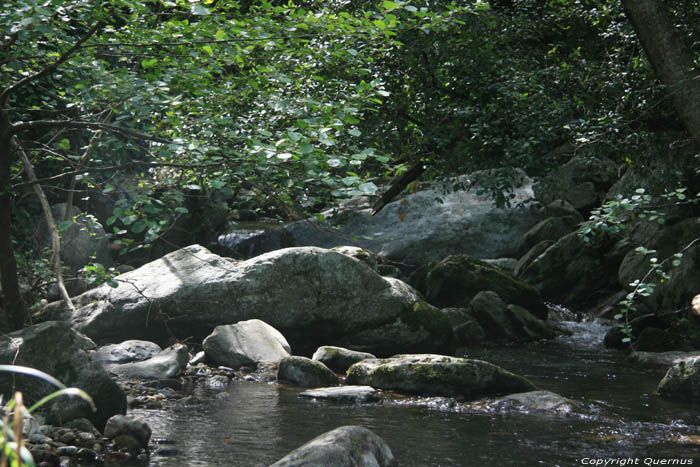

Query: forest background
left=1, top=0, right=699, bottom=330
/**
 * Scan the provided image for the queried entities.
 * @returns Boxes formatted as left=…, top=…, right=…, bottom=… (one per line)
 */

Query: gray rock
left=0, top=321, right=126, bottom=430
left=270, top=425, right=396, bottom=467
left=518, top=216, right=579, bottom=256
left=514, top=240, right=554, bottom=278
left=202, top=319, right=291, bottom=369
left=37, top=204, right=112, bottom=274
left=298, top=386, right=380, bottom=403
left=283, top=170, right=541, bottom=267
left=517, top=231, right=618, bottom=305
left=533, top=155, right=617, bottom=210
left=482, top=390, right=577, bottom=415
left=277, top=356, right=340, bottom=387
left=331, top=246, right=378, bottom=270
left=409, top=254, right=547, bottom=320
left=109, top=344, right=189, bottom=380
left=657, top=356, right=700, bottom=399
left=312, top=346, right=376, bottom=374
left=346, top=354, right=536, bottom=399
left=466, top=291, right=553, bottom=343
left=483, top=258, right=518, bottom=275
left=40, top=246, right=455, bottom=356
left=94, top=340, right=162, bottom=364
left=104, top=415, right=151, bottom=449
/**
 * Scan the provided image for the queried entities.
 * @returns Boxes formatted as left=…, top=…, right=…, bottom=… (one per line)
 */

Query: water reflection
left=133, top=321, right=700, bottom=466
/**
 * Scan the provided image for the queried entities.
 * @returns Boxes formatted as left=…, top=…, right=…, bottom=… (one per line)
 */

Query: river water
left=132, top=321, right=700, bottom=466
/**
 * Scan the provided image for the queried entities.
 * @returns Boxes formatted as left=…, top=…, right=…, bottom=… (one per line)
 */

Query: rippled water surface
left=132, top=321, right=700, bottom=466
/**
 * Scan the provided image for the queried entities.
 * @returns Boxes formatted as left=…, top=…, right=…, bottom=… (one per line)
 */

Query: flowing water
left=130, top=321, right=700, bottom=466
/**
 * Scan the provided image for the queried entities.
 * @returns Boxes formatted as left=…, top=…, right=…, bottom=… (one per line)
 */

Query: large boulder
left=346, top=354, right=536, bottom=399
left=283, top=170, right=541, bottom=267
left=39, top=246, right=455, bottom=356
left=0, top=321, right=126, bottom=429
left=409, top=254, right=547, bottom=320
left=533, top=154, right=617, bottom=210
left=271, top=425, right=396, bottom=467
left=202, top=319, right=292, bottom=368
left=465, top=291, right=554, bottom=343
left=516, top=231, right=620, bottom=305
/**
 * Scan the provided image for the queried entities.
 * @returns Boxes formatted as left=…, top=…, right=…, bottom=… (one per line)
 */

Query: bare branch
left=12, top=136, right=76, bottom=313
left=0, top=22, right=102, bottom=107
left=10, top=119, right=171, bottom=143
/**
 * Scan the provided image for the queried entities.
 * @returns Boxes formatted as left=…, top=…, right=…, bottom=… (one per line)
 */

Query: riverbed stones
left=104, top=415, right=152, bottom=450
left=94, top=340, right=162, bottom=364
left=108, top=344, right=189, bottom=380
left=270, top=425, right=396, bottom=467
left=202, top=319, right=291, bottom=369
left=278, top=356, right=340, bottom=387
left=312, top=346, right=376, bottom=373
left=0, top=321, right=126, bottom=429
left=39, top=245, right=456, bottom=356
left=409, top=255, right=547, bottom=320
left=346, top=354, right=536, bottom=399
left=298, top=386, right=380, bottom=403
left=657, top=356, right=700, bottom=399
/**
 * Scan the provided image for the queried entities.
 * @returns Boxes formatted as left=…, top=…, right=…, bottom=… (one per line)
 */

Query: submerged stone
left=298, top=386, right=380, bottom=403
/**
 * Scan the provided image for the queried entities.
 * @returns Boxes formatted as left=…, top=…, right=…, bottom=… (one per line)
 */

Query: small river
left=131, top=321, right=700, bottom=466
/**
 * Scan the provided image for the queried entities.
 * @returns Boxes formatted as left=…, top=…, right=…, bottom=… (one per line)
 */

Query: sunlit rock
left=271, top=425, right=396, bottom=467
left=39, top=245, right=456, bottom=356
left=202, top=319, right=291, bottom=369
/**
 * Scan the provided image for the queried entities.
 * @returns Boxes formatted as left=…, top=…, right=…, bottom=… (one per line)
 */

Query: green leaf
left=373, top=19, right=387, bottom=30
left=215, top=29, right=227, bottom=41
left=383, top=0, right=400, bottom=11
left=57, top=220, right=73, bottom=231
left=58, top=138, right=71, bottom=150
left=141, top=58, right=158, bottom=69
left=131, top=221, right=146, bottom=233
left=203, top=45, right=214, bottom=56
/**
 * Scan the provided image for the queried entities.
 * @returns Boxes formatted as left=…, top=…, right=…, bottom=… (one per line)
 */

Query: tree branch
left=0, top=22, right=103, bottom=107
left=12, top=136, right=76, bottom=313
left=10, top=119, right=172, bottom=143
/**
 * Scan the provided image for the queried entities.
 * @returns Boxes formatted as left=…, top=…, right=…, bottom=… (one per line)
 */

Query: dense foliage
left=1, top=0, right=699, bottom=328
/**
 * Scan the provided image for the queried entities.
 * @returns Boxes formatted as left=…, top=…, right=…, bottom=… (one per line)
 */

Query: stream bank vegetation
left=1, top=0, right=699, bottom=348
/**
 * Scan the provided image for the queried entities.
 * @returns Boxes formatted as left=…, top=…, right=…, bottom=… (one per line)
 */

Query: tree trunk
left=0, top=114, right=27, bottom=330
left=622, top=0, right=700, bottom=146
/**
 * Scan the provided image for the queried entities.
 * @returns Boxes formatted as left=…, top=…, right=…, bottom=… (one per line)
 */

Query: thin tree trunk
left=13, top=136, right=76, bottom=313
left=622, top=0, right=700, bottom=146
left=0, top=115, right=27, bottom=329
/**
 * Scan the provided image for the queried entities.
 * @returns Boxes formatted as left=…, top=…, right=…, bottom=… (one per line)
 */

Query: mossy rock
left=346, top=354, right=536, bottom=399
left=409, top=255, right=547, bottom=319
